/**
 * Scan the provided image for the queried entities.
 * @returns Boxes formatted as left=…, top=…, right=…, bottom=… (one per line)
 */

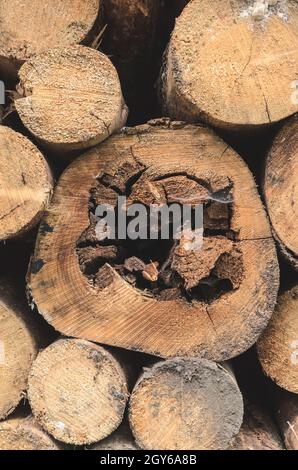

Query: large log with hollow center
left=28, top=120, right=279, bottom=361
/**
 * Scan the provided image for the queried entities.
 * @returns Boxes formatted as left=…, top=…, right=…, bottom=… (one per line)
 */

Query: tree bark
left=0, top=126, right=53, bottom=241
left=0, top=413, right=61, bottom=450
left=275, top=391, right=298, bottom=451
left=229, top=401, right=284, bottom=450
left=159, top=0, right=298, bottom=129
left=28, top=338, right=129, bottom=445
left=0, top=0, right=103, bottom=81
left=102, top=0, right=166, bottom=123
left=129, top=358, right=243, bottom=450
left=257, top=284, right=298, bottom=394
left=264, top=115, right=298, bottom=269
left=28, top=120, right=279, bottom=361
left=15, top=45, right=128, bottom=154
left=0, top=279, right=40, bottom=420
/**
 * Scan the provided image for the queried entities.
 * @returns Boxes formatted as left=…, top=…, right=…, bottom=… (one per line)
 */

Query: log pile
left=0, top=0, right=297, bottom=451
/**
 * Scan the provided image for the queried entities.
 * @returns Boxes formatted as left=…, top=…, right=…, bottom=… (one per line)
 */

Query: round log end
left=0, top=280, right=39, bottom=420
left=0, top=415, right=61, bottom=450
left=28, top=338, right=129, bottom=445
left=160, top=0, right=298, bottom=128
left=264, top=115, right=298, bottom=269
left=15, top=46, right=128, bottom=153
left=257, top=284, right=298, bottom=394
left=0, top=126, right=53, bottom=241
left=0, top=0, right=102, bottom=63
left=129, top=358, right=243, bottom=450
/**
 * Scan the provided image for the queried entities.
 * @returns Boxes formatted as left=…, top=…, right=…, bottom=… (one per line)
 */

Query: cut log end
left=257, top=284, right=298, bottom=394
left=15, top=46, right=128, bottom=153
left=129, top=358, right=244, bottom=450
left=0, top=126, right=53, bottom=241
left=28, top=339, right=129, bottom=445
left=0, top=0, right=102, bottom=64
left=28, top=123, right=279, bottom=361
left=0, top=415, right=60, bottom=450
left=264, top=115, right=298, bottom=269
left=0, top=280, right=39, bottom=420
left=160, top=0, right=298, bottom=128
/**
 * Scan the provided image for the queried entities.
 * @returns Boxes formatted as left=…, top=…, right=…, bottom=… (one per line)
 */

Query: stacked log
left=0, top=0, right=103, bottom=81
left=257, top=284, right=298, bottom=394
left=0, top=414, right=61, bottom=450
left=0, top=126, right=53, bottom=241
left=0, top=279, right=40, bottom=420
left=27, top=122, right=279, bottom=361
left=160, top=0, right=298, bottom=129
left=27, top=338, right=129, bottom=445
left=0, top=0, right=297, bottom=453
left=129, top=358, right=243, bottom=450
left=263, top=115, right=298, bottom=269
left=14, top=46, right=128, bottom=154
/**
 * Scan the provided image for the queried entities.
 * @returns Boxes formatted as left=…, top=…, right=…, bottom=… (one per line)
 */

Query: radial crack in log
left=129, top=358, right=244, bottom=450
left=0, top=126, right=53, bottom=241
left=0, top=0, right=103, bottom=80
left=15, top=46, right=128, bottom=154
left=159, top=0, right=298, bottom=129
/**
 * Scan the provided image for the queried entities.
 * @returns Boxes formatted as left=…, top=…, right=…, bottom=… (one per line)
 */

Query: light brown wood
left=28, top=338, right=129, bottom=445
left=264, top=115, right=298, bottom=269
left=275, top=391, right=298, bottom=451
left=129, top=358, right=243, bottom=450
left=0, top=126, right=53, bottom=241
left=160, top=0, right=298, bottom=129
left=0, top=279, right=40, bottom=420
left=0, top=1, right=102, bottom=69
left=0, top=414, right=61, bottom=450
left=229, top=401, right=284, bottom=450
left=90, top=421, right=138, bottom=450
left=28, top=121, right=279, bottom=361
left=257, top=284, right=298, bottom=394
left=15, top=45, right=128, bottom=153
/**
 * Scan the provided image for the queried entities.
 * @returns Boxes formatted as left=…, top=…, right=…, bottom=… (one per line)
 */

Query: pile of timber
left=0, top=0, right=297, bottom=451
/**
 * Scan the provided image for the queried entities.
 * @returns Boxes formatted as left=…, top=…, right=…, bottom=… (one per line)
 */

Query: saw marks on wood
left=160, top=0, right=298, bottom=128
left=0, top=126, right=53, bottom=241
left=28, top=339, right=129, bottom=445
left=15, top=46, right=128, bottom=153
